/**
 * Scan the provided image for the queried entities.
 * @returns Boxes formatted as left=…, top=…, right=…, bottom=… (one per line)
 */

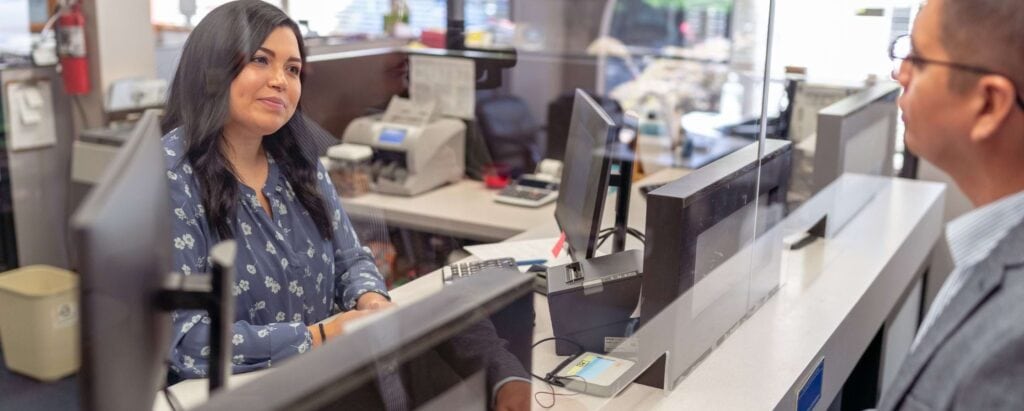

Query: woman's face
left=225, top=26, right=303, bottom=139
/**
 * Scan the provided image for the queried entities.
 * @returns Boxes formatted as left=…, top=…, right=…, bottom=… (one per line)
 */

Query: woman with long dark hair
left=162, top=3, right=531, bottom=407
left=161, top=0, right=390, bottom=379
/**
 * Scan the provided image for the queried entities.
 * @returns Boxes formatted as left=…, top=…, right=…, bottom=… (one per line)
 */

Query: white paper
left=465, top=237, right=571, bottom=273
left=409, top=55, right=475, bottom=120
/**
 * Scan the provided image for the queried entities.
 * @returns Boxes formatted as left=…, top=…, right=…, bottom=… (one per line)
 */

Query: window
left=151, top=0, right=283, bottom=28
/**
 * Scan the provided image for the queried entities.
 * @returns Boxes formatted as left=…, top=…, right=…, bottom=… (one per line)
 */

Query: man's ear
left=969, top=75, right=1017, bottom=143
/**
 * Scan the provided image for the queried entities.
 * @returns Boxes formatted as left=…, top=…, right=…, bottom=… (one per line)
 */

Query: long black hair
left=162, top=0, right=331, bottom=240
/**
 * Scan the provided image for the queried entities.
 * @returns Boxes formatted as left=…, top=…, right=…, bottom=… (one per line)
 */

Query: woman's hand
left=308, top=309, right=374, bottom=346
left=356, top=292, right=394, bottom=311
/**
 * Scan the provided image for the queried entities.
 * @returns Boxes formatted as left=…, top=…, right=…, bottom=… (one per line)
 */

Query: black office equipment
left=547, top=89, right=643, bottom=355
left=73, top=110, right=236, bottom=410
left=632, top=139, right=792, bottom=390
left=639, top=139, right=792, bottom=327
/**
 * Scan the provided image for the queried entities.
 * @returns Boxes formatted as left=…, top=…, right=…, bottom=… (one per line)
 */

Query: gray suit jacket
left=878, top=220, right=1024, bottom=410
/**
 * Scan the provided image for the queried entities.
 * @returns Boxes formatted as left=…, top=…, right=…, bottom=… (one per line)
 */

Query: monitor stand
left=157, top=241, right=237, bottom=394
left=545, top=148, right=643, bottom=355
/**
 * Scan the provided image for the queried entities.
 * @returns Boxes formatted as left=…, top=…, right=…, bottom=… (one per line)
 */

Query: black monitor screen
left=554, top=89, right=617, bottom=262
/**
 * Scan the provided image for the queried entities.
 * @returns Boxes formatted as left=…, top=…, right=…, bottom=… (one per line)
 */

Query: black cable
left=162, top=361, right=183, bottom=411
left=530, top=337, right=590, bottom=408
left=534, top=375, right=589, bottom=409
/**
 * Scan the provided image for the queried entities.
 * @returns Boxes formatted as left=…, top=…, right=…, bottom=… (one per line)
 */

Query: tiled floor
left=0, top=344, right=79, bottom=411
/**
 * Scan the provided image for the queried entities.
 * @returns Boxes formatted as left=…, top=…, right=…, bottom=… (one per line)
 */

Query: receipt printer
left=342, top=97, right=465, bottom=196
left=547, top=249, right=643, bottom=355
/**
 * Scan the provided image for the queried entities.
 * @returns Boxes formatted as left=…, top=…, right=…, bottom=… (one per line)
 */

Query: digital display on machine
left=379, top=128, right=407, bottom=144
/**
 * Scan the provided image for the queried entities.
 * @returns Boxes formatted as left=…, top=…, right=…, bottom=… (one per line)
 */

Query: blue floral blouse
left=162, top=129, right=389, bottom=378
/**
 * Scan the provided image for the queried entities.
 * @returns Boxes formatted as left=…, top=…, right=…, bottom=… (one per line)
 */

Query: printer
left=341, top=97, right=465, bottom=196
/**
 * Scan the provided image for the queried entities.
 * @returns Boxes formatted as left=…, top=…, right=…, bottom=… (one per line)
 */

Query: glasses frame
left=889, top=34, right=1024, bottom=110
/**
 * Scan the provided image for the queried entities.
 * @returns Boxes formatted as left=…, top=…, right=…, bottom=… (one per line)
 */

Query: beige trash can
left=0, top=265, right=79, bottom=381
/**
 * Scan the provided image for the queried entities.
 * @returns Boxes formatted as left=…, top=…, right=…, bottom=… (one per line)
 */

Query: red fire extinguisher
left=57, top=1, right=91, bottom=95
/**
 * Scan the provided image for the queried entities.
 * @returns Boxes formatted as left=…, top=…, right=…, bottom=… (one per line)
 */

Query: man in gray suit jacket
left=879, top=0, right=1024, bottom=409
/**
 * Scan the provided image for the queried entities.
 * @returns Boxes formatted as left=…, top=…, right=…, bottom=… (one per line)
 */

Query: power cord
left=596, top=227, right=646, bottom=249
left=162, top=361, right=183, bottom=411
left=530, top=337, right=591, bottom=408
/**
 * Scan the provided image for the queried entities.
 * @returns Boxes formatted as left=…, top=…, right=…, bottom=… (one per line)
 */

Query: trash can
left=0, top=265, right=79, bottom=381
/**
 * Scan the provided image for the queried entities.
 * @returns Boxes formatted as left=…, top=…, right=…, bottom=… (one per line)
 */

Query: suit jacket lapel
left=881, top=222, right=1024, bottom=410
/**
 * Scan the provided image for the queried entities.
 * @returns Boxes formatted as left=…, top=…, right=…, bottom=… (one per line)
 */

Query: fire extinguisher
left=56, top=1, right=90, bottom=95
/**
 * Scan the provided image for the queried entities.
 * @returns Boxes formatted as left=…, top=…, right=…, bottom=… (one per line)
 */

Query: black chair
left=475, top=94, right=545, bottom=178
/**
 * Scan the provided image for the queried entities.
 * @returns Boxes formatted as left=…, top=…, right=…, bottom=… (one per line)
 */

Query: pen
left=516, top=259, right=547, bottom=266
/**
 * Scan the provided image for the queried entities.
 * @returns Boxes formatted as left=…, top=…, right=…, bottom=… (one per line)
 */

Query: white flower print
left=280, top=258, right=288, bottom=270
left=184, top=184, right=191, bottom=198
left=182, top=234, right=195, bottom=249
left=297, top=340, right=309, bottom=354
left=201, top=317, right=211, bottom=324
left=266, top=241, right=276, bottom=255
left=292, top=313, right=302, bottom=322
left=174, top=237, right=186, bottom=250
left=232, top=284, right=241, bottom=296
left=241, top=222, right=252, bottom=236
left=275, top=231, right=284, bottom=241
left=265, top=277, right=281, bottom=294
left=246, top=264, right=256, bottom=275
left=183, top=355, right=195, bottom=368
left=322, top=253, right=329, bottom=263
left=317, top=171, right=324, bottom=180
left=183, top=164, right=192, bottom=174
left=289, top=281, right=298, bottom=294
left=181, top=264, right=191, bottom=276
left=278, top=203, right=287, bottom=215
left=307, top=246, right=315, bottom=258
left=232, top=354, right=245, bottom=364
left=167, top=170, right=179, bottom=181
left=257, top=329, right=270, bottom=338
left=174, top=208, right=187, bottom=220
left=238, top=280, right=249, bottom=291
left=276, top=312, right=286, bottom=322
left=295, top=286, right=304, bottom=297
left=200, top=346, right=210, bottom=357
left=255, top=301, right=266, bottom=310
left=164, top=147, right=176, bottom=157
left=232, top=334, right=244, bottom=346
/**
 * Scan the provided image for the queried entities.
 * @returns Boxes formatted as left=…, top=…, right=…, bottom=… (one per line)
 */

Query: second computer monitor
left=554, top=89, right=618, bottom=262
left=72, top=110, right=173, bottom=411
left=812, top=82, right=901, bottom=193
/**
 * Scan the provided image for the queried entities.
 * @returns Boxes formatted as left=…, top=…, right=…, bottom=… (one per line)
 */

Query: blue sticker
left=798, top=359, right=824, bottom=411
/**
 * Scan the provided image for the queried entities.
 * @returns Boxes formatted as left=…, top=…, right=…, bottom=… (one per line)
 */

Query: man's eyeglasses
left=888, top=34, right=1024, bottom=110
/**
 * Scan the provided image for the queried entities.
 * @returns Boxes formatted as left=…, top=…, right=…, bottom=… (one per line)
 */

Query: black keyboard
left=441, top=258, right=517, bottom=285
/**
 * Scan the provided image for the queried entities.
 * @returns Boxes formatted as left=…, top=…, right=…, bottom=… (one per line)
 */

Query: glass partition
left=71, top=0, right=805, bottom=410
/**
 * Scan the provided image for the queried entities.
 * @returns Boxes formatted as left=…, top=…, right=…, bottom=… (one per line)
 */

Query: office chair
left=474, top=94, right=545, bottom=179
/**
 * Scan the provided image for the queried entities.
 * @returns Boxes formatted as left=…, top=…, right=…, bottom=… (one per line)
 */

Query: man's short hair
left=940, top=0, right=1024, bottom=94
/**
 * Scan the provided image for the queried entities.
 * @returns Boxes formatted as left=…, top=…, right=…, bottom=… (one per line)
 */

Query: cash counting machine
left=341, top=97, right=466, bottom=196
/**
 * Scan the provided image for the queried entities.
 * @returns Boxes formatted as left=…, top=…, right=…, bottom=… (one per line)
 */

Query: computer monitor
left=812, top=82, right=900, bottom=193
left=72, top=109, right=173, bottom=411
left=809, top=82, right=900, bottom=238
left=640, top=139, right=792, bottom=327
left=554, top=89, right=620, bottom=262
left=192, top=269, right=534, bottom=411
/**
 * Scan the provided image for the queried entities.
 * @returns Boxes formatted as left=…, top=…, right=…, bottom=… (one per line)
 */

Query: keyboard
left=441, top=258, right=517, bottom=285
